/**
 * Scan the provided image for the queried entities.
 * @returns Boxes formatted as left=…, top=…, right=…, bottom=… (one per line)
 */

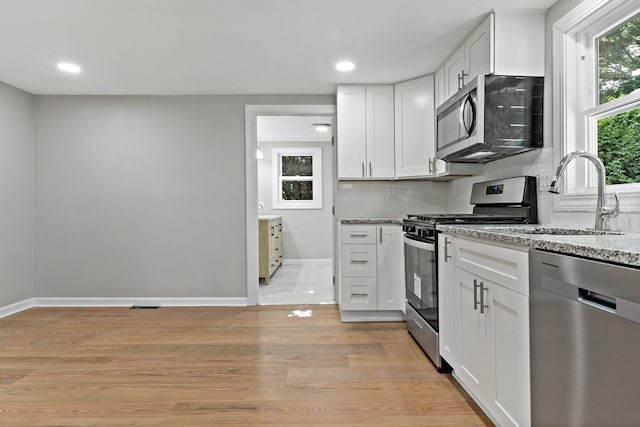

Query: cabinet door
left=489, top=283, right=530, bottom=427
left=337, top=86, right=366, bottom=178
left=365, top=86, right=395, bottom=178
left=438, top=234, right=459, bottom=369
left=455, top=267, right=493, bottom=403
left=394, top=75, right=435, bottom=178
left=376, top=226, right=403, bottom=311
left=435, top=65, right=446, bottom=108
left=465, top=14, right=493, bottom=82
left=444, top=45, right=465, bottom=99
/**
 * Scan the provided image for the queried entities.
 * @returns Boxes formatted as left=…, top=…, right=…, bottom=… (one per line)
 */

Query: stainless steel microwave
left=436, top=75, right=543, bottom=163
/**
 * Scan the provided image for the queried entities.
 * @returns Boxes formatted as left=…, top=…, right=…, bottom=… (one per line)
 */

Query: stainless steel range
left=402, top=176, right=537, bottom=371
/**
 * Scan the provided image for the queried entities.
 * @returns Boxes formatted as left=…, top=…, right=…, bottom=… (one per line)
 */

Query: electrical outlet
left=387, top=187, right=396, bottom=200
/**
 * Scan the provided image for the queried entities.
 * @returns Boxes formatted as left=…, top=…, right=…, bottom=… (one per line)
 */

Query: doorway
left=244, top=105, right=337, bottom=306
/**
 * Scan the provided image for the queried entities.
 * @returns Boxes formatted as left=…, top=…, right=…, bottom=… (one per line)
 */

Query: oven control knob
left=403, top=225, right=415, bottom=233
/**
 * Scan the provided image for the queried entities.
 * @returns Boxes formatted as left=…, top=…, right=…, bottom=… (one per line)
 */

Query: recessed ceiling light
left=336, top=61, right=355, bottom=72
left=312, top=123, right=331, bottom=132
left=57, top=62, right=82, bottom=74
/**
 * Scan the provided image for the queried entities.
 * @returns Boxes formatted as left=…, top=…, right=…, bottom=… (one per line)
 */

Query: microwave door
left=437, top=100, right=462, bottom=152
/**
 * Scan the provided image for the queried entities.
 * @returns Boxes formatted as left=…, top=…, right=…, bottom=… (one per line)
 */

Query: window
left=272, top=147, right=322, bottom=209
left=555, top=0, right=640, bottom=206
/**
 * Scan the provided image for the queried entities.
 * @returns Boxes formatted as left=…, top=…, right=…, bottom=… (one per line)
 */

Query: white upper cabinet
left=437, top=11, right=545, bottom=108
left=444, top=45, right=465, bottom=101
left=465, top=14, right=492, bottom=80
left=434, top=65, right=446, bottom=110
left=337, top=85, right=394, bottom=179
left=394, top=75, right=436, bottom=178
left=365, top=86, right=395, bottom=178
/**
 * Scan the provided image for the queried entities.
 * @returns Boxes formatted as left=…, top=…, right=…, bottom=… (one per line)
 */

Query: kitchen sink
left=489, top=226, right=625, bottom=236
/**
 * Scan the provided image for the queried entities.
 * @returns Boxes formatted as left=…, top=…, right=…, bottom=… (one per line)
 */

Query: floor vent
left=129, top=305, right=160, bottom=310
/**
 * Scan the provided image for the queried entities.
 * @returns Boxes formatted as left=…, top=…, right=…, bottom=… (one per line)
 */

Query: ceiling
left=0, top=0, right=557, bottom=95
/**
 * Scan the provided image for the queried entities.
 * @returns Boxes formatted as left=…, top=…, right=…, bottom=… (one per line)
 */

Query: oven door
left=403, top=235, right=438, bottom=332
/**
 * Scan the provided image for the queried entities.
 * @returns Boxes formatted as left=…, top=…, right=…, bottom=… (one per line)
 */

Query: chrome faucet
left=549, top=151, right=619, bottom=230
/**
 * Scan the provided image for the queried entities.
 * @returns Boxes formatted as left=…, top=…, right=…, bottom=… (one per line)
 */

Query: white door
left=365, top=86, right=395, bottom=178
left=394, top=75, right=435, bottom=178
left=337, top=86, right=366, bottom=178
left=455, top=267, right=493, bottom=402
left=377, top=226, right=404, bottom=311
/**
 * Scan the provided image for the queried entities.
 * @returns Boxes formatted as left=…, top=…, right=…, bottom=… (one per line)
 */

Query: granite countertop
left=340, top=218, right=404, bottom=225
left=437, top=224, right=640, bottom=267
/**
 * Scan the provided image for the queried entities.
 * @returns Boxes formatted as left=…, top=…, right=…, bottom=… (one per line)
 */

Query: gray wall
left=0, top=82, right=35, bottom=306
left=34, top=94, right=334, bottom=298
left=257, top=141, right=334, bottom=260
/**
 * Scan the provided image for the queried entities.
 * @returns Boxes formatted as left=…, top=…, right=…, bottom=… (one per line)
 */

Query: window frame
left=272, top=146, right=323, bottom=210
left=553, top=0, right=640, bottom=211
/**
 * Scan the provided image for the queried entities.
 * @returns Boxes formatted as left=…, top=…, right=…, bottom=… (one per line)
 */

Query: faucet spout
left=548, top=151, right=619, bottom=230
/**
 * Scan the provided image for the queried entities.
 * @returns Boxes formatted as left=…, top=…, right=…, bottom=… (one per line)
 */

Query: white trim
left=553, top=0, right=640, bottom=213
left=245, top=104, right=336, bottom=306
left=32, top=297, right=248, bottom=307
left=0, top=298, right=36, bottom=319
left=0, top=297, right=249, bottom=319
left=339, top=310, right=404, bottom=322
left=282, top=258, right=333, bottom=265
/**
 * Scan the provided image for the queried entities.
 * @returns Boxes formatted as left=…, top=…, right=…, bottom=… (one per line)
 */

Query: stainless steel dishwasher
left=530, top=249, right=640, bottom=427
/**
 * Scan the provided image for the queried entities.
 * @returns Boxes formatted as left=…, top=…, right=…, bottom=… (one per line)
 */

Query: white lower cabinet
left=441, top=235, right=530, bottom=427
left=338, top=224, right=404, bottom=319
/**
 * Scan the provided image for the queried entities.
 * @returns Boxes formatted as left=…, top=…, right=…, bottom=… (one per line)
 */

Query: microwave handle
left=458, top=93, right=476, bottom=137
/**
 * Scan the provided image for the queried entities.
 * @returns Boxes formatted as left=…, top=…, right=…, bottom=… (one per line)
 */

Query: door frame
left=244, top=104, right=336, bottom=305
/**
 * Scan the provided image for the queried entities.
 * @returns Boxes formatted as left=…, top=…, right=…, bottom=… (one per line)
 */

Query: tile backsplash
left=336, top=146, right=640, bottom=232
left=336, top=180, right=448, bottom=219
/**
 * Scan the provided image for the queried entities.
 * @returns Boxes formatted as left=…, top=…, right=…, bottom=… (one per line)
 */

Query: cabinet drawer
left=453, top=237, right=529, bottom=296
left=341, top=225, right=377, bottom=244
left=340, top=244, right=377, bottom=277
left=341, top=277, right=378, bottom=310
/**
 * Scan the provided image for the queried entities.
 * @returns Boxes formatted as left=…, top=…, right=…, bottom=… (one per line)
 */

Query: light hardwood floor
left=0, top=305, right=493, bottom=426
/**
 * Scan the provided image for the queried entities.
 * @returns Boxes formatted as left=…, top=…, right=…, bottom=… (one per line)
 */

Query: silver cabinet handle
left=444, top=237, right=452, bottom=262
left=458, top=70, right=468, bottom=89
left=351, top=293, right=368, bottom=297
left=362, top=162, right=365, bottom=177
left=428, top=158, right=433, bottom=174
left=379, top=227, right=382, bottom=244
left=349, top=233, right=368, bottom=238
left=270, top=226, right=274, bottom=236
left=473, top=279, right=480, bottom=311
left=433, top=159, right=438, bottom=174
left=369, top=162, right=373, bottom=177
left=480, top=282, right=489, bottom=314
left=350, top=260, right=368, bottom=264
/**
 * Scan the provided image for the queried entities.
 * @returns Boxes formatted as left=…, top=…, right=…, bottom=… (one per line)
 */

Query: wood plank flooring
left=0, top=305, right=493, bottom=426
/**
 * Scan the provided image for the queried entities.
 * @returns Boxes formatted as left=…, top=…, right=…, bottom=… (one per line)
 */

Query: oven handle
left=403, top=235, right=435, bottom=252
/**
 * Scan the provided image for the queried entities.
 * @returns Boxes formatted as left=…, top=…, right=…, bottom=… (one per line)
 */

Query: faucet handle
left=603, top=192, right=620, bottom=218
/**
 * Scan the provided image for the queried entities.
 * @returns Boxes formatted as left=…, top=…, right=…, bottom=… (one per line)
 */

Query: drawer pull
left=349, top=233, right=368, bottom=238
left=351, top=293, right=368, bottom=297
left=350, top=260, right=368, bottom=264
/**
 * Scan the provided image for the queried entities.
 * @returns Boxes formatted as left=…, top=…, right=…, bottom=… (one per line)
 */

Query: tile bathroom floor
left=259, top=261, right=335, bottom=305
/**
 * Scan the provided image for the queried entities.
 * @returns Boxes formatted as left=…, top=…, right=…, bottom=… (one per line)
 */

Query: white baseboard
left=282, top=258, right=332, bottom=265
left=0, top=298, right=36, bottom=319
left=339, top=309, right=404, bottom=322
left=0, top=297, right=248, bottom=318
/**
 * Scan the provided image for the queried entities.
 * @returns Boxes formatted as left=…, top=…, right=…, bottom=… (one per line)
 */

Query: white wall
left=257, top=141, right=334, bottom=260
left=34, top=94, right=334, bottom=299
left=0, top=81, right=35, bottom=306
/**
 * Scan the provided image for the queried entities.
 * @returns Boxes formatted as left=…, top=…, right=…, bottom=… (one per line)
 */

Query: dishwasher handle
left=579, top=288, right=617, bottom=313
